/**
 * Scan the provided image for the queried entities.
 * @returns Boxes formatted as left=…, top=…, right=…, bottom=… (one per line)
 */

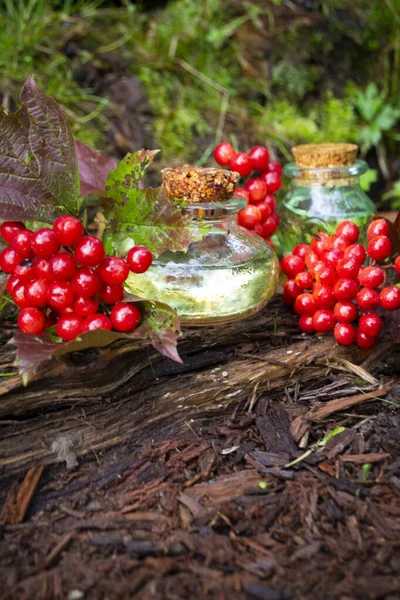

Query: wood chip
left=0, top=465, right=43, bottom=526
left=340, top=453, right=390, bottom=464
left=310, top=384, right=393, bottom=422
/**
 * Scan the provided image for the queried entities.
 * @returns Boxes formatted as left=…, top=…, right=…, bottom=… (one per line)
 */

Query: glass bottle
left=125, top=199, right=279, bottom=325
left=277, top=143, right=376, bottom=255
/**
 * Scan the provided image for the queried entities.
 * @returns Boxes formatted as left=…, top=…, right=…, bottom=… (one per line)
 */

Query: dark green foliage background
left=0, top=0, right=399, bottom=207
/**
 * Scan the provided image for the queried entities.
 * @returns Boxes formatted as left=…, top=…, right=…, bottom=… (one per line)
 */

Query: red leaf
left=0, top=75, right=80, bottom=221
left=76, top=141, right=117, bottom=197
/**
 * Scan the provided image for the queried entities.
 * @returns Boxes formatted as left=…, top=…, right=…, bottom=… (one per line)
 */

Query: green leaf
left=11, top=299, right=182, bottom=386
left=359, top=169, right=378, bottom=192
left=355, top=83, right=384, bottom=122
left=0, top=75, right=80, bottom=221
left=317, top=426, right=346, bottom=447
left=105, top=151, right=203, bottom=257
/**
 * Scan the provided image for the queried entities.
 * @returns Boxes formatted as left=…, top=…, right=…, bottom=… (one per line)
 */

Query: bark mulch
left=0, top=297, right=399, bottom=600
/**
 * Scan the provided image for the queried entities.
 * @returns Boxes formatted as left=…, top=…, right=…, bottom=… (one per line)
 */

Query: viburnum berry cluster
left=0, top=217, right=153, bottom=341
left=281, top=219, right=400, bottom=349
left=213, top=142, right=281, bottom=248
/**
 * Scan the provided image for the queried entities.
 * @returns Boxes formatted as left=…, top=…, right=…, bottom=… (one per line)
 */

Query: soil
left=0, top=297, right=399, bottom=600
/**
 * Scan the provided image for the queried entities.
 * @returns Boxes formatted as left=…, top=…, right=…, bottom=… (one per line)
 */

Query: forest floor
left=0, top=297, right=399, bottom=600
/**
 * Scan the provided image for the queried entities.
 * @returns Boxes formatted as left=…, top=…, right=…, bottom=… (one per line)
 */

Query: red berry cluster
left=281, top=219, right=400, bottom=349
left=0, top=218, right=153, bottom=341
left=213, top=142, right=281, bottom=248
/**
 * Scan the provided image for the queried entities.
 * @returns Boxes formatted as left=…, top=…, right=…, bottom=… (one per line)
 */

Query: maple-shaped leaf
left=105, top=151, right=203, bottom=257
left=11, top=299, right=182, bottom=386
left=76, top=141, right=117, bottom=197
left=0, top=75, right=80, bottom=221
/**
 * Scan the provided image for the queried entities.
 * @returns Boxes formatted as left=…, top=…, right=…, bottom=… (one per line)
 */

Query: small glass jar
left=125, top=199, right=279, bottom=325
left=277, top=145, right=376, bottom=255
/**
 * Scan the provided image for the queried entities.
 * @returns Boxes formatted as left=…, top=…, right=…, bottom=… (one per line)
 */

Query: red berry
left=72, top=267, right=101, bottom=297
left=313, top=283, right=335, bottom=309
left=99, top=283, right=124, bottom=304
left=14, top=259, right=36, bottom=283
left=334, top=301, right=358, bottom=323
left=34, top=258, right=54, bottom=282
left=0, top=247, right=22, bottom=274
left=357, top=331, right=376, bottom=349
left=380, top=286, right=400, bottom=311
left=356, top=288, right=380, bottom=312
left=283, top=279, right=302, bottom=305
left=81, top=313, right=112, bottom=332
left=24, top=279, right=49, bottom=307
left=260, top=171, right=281, bottom=193
left=98, top=256, right=129, bottom=286
left=267, top=161, right=282, bottom=177
left=126, top=246, right=153, bottom=274
left=47, top=281, right=75, bottom=311
left=294, top=293, right=316, bottom=316
left=261, top=216, right=277, bottom=237
left=233, top=188, right=250, bottom=203
left=0, top=221, right=25, bottom=244
left=53, top=215, right=84, bottom=246
left=56, top=313, right=82, bottom=341
left=312, top=309, right=336, bottom=332
left=12, top=282, right=30, bottom=308
left=311, top=232, right=329, bottom=257
left=31, top=228, right=60, bottom=259
left=272, top=212, right=280, bottom=227
left=248, top=146, right=270, bottom=171
left=293, top=244, right=310, bottom=260
left=305, top=250, right=319, bottom=274
left=6, top=274, right=20, bottom=296
left=281, top=255, right=305, bottom=278
left=238, top=205, right=262, bottom=229
left=367, top=218, right=390, bottom=240
left=213, top=142, right=236, bottom=166
left=358, top=266, right=385, bottom=288
left=334, top=278, right=359, bottom=301
left=336, top=221, right=359, bottom=243
left=336, top=257, right=359, bottom=280
left=295, top=271, right=314, bottom=290
left=11, top=230, right=33, bottom=259
left=244, top=178, right=267, bottom=203
left=253, top=200, right=272, bottom=221
left=344, top=244, right=366, bottom=264
left=358, top=313, right=382, bottom=337
left=263, top=194, right=277, bottom=213
left=298, top=314, right=314, bottom=333
left=315, top=263, right=337, bottom=286
left=253, top=223, right=264, bottom=237
left=74, top=236, right=105, bottom=267
left=321, top=248, right=343, bottom=267
left=110, top=302, right=141, bottom=332
left=73, top=296, right=99, bottom=318
left=334, top=323, right=356, bottom=346
left=229, top=152, right=252, bottom=177
left=17, top=307, right=46, bottom=335
left=367, top=235, right=392, bottom=261
left=331, top=234, right=351, bottom=253
left=394, top=255, right=400, bottom=276
left=50, top=252, right=76, bottom=281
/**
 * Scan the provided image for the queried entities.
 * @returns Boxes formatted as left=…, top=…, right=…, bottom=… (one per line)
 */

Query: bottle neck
left=285, top=159, right=368, bottom=188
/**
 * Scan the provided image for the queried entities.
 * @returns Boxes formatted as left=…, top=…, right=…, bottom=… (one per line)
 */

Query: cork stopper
left=162, top=165, right=239, bottom=203
left=292, top=143, right=358, bottom=169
